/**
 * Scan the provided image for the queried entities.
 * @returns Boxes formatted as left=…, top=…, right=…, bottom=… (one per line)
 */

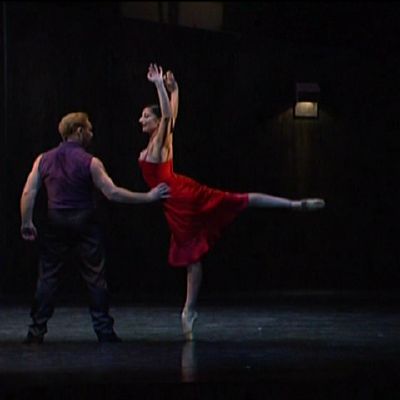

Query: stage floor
left=1, top=292, right=400, bottom=399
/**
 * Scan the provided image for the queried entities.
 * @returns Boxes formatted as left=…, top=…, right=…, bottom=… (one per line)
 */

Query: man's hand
left=148, top=182, right=170, bottom=201
left=21, top=222, right=38, bottom=241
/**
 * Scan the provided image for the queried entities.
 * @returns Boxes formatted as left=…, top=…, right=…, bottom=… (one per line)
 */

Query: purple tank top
left=39, top=141, right=94, bottom=209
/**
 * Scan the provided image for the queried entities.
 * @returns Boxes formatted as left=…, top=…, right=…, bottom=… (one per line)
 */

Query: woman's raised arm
left=147, top=63, right=173, bottom=148
left=164, top=70, right=179, bottom=130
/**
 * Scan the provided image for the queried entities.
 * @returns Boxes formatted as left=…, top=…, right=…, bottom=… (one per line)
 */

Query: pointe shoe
left=96, top=331, right=123, bottom=343
left=300, top=198, right=325, bottom=211
left=181, top=310, right=198, bottom=341
left=23, top=332, right=44, bottom=345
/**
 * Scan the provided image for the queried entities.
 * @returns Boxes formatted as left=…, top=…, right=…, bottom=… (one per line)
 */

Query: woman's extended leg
left=248, top=193, right=325, bottom=210
left=182, top=261, right=202, bottom=340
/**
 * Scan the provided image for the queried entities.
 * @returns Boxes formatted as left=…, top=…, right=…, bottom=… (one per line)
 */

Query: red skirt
left=139, top=159, right=249, bottom=267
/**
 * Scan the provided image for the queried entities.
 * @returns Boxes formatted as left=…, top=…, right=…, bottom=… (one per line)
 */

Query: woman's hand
left=164, top=70, right=178, bottom=93
left=147, top=63, right=164, bottom=85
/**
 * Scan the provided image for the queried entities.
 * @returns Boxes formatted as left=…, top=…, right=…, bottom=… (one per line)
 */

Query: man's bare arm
left=20, top=155, right=42, bottom=240
left=90, top=157, right=170, bottom=203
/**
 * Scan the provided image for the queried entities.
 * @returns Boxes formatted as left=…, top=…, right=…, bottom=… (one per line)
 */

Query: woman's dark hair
left=146, top=104, right=161, bottom=119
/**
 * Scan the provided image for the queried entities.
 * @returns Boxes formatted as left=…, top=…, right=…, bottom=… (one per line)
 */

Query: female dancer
left=138, top=63, right=325, bottom=340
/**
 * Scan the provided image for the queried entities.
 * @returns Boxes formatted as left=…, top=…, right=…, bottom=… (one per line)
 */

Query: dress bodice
left=138, top=158, right=175, bottom=188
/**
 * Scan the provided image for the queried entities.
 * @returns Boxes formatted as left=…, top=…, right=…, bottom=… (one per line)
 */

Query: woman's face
left=139, top=107, right=159, bottom=135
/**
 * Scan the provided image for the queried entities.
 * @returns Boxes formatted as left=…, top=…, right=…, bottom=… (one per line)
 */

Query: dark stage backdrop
left=1, top=2, right=400, bottom=302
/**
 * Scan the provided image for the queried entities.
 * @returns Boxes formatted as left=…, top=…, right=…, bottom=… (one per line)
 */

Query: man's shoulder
left=90, top=157, right=104, bottom=169
left=42, top=143, right=61, bottom=156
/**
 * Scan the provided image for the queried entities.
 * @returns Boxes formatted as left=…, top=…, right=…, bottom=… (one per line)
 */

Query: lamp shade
left=294, top=82, right=320, bottom=118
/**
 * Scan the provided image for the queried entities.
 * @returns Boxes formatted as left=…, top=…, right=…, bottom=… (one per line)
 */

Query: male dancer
left=20, top=112, right=169, bottom=343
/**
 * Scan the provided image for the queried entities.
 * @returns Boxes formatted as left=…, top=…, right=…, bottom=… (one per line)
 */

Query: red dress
left=138, top=158, right=249, bottom=267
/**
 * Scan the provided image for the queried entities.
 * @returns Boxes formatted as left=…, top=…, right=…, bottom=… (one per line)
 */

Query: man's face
left=81, top=121, right=93, bottom=147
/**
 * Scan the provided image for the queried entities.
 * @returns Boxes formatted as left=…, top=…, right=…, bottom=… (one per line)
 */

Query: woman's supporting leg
left=182, top=261, right=202, bottom=340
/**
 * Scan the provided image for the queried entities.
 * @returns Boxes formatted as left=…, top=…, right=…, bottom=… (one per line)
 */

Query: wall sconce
left=294, top=82, right=320, bottom=119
